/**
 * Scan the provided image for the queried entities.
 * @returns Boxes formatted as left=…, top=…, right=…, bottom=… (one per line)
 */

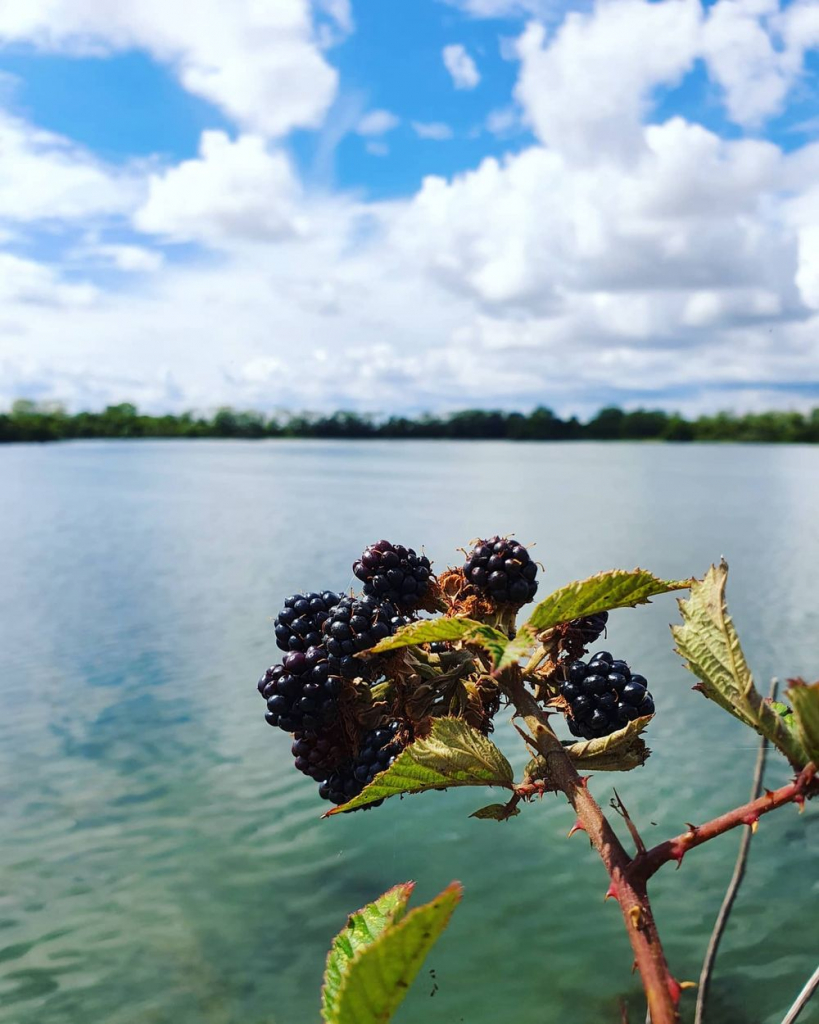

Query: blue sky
left=1, top=0, right=819, bottom=416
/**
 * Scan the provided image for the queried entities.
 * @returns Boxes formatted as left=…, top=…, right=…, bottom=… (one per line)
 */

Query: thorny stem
left=503, top=671, right=682, bottom=1024
left=630, top=762, right=816, bottom=884
left=502, top=669, right=817, bottom=1024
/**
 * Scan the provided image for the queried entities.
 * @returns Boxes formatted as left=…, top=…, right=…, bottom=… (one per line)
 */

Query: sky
left=1, top=0, right=819, bottom=418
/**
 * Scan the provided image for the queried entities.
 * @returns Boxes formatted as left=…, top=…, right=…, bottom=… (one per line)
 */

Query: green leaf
left=470, top=802, right=520, bottom=821
left=564, top=716, right=652, bottom=771
left=524, top=569, right=691, bottom=634
left=367, top=617, right=509, bottom=666
left=322, top=883, right=415, bottom=1024
left=323, top=882, right=462, bottom=1024
left=327, top=718, right=514, bottom=815
left=787, top=680, right=819, bottom=765
left=672, top=561, right=808, bottom=769
left=496, top=624, right=537, bottom=673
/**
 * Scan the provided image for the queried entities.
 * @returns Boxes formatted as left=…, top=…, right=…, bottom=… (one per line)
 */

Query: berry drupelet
left=318, top=722, right=404, bottom=806
left=559, top=651, right=654, bottom=740
left=274, top=591, right=341, bottom=652
left=567, top=611, right=608, bottom=644
left=322, top=594, right=408, bottom=679
left=258, top=647, right=343, bottom=733
left=463, top=536, right=538, bottom=606
left=353, top=540, right=433, bottom=610
left=291, top=729, right=348, bottom=782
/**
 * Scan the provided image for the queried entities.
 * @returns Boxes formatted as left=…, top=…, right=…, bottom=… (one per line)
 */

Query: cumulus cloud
left=4, top=0, right=819, bottom=417
left=134, top=131, right=307, bottom=244
left=0, top=0, right=339, bottom=137
left=443, top=43, right=481, bottom=89
left=515, top=2, right=701, bottom=163
left=0, top=111, right=141, bottom=222
left=702, top=0, right=819, bottom=126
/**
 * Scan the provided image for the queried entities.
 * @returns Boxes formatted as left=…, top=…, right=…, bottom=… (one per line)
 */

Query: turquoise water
left=1, top=440, right=817, bottom=1024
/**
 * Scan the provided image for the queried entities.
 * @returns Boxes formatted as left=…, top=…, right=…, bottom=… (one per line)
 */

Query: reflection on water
left=1, top=440, right=818, bottom=1024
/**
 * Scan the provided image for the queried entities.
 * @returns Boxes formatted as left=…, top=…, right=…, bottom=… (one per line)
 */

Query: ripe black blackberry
left=462, top=536, right=538, bottom=606
left=559, top=651, right=654, bottom=740
left=274, top=591, right=341, bottom=652
left=568, top=611, right=608, bottom=644
left=318, top=722, right=404, bottom=806
left=322, top=595, right=408, bottom=679
left=291, top=729, right=348, bottom=782
left=257, top=647, right=343, bottom=733
left=353, top=540, right=432, bottom=610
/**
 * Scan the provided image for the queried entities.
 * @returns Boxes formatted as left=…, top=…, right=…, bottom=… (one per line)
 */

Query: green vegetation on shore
left=3, top=399, right=819, bottom=444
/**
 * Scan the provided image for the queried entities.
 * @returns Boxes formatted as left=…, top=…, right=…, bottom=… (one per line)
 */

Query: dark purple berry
left=322, top=595, right=409, bottom=679
left=558, top=655, right=654, bottom=739
left=353, top=540, right=432, bottom=610
left=274, top=591, right=341, bottom=653
left=461, top=535, right=538, bottom=606
left=256, top=646, right=340, bottom=733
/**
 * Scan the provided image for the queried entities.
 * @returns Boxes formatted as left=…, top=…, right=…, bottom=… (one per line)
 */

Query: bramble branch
left=630, top=763, right=817, bottom=884
left=502, top=670, right=682, bottom=1024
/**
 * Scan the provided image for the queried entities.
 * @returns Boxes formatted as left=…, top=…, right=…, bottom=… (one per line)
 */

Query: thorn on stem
left=742, top=812, right=760, bottom=833
left=604, top=881, right=620, bottom=902
left=567, top=819, right=587, bottom=838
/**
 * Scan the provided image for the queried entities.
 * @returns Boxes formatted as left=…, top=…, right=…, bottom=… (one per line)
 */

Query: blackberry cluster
left=568, top=611, right=608, bottom=644
left=319, top=722, right=404, bottom=806
left=258, top=648, right=342, bottom=733
left=353, top=541, right=432, bottom=610
left=291, top=728, right=347, bottom=782
left=274, top=591, right=340, bottom=652
left=463, top=536, right=538, bottom=606
left=560, top=651, right=654, bottom=740
left=322, top=595, right=408, bottom=678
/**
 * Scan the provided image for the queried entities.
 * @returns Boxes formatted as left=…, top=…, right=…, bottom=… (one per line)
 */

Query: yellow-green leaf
left=787, top=680, right=819, bottom=765
left=564, top=716, right=652, bottom=771
left=524, top=569, right=691, bottom=634
left=366, top=617, right=508, bottom=665
left=470, top=802, right=520, bottom=821
left=326, top=718, right=514, bottom=815
left=322, top=882, right=461, bottom=1024
left=672, top=561, right=808, bottom=769
left=322, top=883, right=414, bottom=1024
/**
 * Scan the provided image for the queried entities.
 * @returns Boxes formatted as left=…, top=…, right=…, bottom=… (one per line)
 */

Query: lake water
left=1, top=440, right=817, bottom=1024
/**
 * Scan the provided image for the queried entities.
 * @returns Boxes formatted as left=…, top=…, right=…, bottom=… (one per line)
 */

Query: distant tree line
left=2, top=399, right=819, bottom=444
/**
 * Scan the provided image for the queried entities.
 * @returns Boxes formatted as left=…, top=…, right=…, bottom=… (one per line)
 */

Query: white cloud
left=412, top=121, right=454, bottom=140
left=443, top=43, right=481, bottom=89
left=0, top=0, right=339, bottom=138
left=515, top=2, right=701, bottom=163
left=4, top=0, right=819, bottom=417
left=700, top=0, right=819, bottom=127
left=356, top=109, right=400, bottom=136
left=0, top=253, right=97, bottom=306
left=78, top=243, right=165, bottom=273
left=485, top=106, right=520, bottom=136
left=0, top=110, right=141, bottom=222
left=440, top=0, right=572, bottom=17
left=134, top=131, right=307, bottom=244
left=365, top=141, right=390, bottom=157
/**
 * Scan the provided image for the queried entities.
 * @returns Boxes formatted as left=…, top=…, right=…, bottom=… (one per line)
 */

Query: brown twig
left=781, top=964, right=819, bottom=1024
left=630, top=762, right=816, bottom=884
left=612, top=788, right=647, bottom=856
left=694, top=679, right=777, bottom=1024
left=503, top=671, right=681, bottom=1024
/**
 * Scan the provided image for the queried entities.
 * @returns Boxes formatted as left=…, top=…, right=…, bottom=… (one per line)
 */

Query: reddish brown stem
left=504, top=673, right=681, bottom=1024
left=630, top=763, right=816, bottom=884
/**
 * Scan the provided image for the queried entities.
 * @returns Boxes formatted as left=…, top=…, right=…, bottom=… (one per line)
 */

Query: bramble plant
left=256, top=538, right=819, bottom=1024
